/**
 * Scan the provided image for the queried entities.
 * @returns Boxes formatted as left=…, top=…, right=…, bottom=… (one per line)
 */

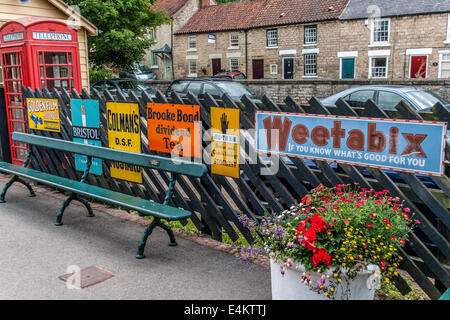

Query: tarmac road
left=0, top=180, right=271, bottom=300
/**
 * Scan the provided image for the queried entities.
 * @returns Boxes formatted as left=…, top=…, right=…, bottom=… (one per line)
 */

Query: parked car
left=212, top=71, right=246, bottom=80
left=91, top=78, right=157, bottom=98
left=166, top=78, right=261, bottom=103
left=316, top=85, right=450, bottom=187
left=119, top=63, right=157, bottom=81
left=320, top=85, right=450, bottom=111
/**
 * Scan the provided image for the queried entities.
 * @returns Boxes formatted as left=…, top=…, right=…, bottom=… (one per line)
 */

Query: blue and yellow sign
left=26, top=98, right=60, bottom=132
left=71, top=99, right=102, bottom=175
left=106, top=102, right=142, bottom=184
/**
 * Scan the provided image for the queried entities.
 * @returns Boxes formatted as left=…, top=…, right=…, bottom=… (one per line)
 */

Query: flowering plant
left=239, top=183, right=419, bottom=299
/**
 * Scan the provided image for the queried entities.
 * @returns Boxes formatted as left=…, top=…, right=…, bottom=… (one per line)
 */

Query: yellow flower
left=331, top=288, right=335, bottom=292
left=338, top=278, right=342, bottom=283
left=324, top=292, right=328, bottom=296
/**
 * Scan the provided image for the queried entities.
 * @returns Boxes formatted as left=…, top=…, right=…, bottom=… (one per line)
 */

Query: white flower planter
left=270, top=259, right=376, bottom=300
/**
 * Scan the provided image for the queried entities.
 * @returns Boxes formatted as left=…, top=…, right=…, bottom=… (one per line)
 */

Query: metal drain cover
left=59, top=266, right=114, bottom=289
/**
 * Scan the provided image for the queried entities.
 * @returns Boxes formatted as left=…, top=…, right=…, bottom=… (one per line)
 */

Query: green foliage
left=89, top=64, right=114, bottom=83
left=66, top=0, right=170, bottom=69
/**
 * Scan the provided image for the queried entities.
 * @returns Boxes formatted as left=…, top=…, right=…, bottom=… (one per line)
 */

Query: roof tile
left=176, top=0, right=350, bottom=34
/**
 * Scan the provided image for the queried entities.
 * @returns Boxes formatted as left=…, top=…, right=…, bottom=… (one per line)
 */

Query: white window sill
left=369, top=43, right=391, bottom=47
left=444, top=40, right=450, bottom=44
left=303, top=75, right=318, bottom=78
left=186, top=48, right=197, bottom=52
left=303, top=43, right=317, bottom=47
left=228, top=46, right=240, bottom=50
left=266, top=46, right=278, bottom=49
left=150, top=65, right=159, bottom=69
left=188, top=73, right=197, bottom=77
left=369, top=76, right=388, bottom=79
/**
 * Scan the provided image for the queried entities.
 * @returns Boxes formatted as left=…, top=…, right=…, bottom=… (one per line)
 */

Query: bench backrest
left=12, top=132, right=207, bottom=178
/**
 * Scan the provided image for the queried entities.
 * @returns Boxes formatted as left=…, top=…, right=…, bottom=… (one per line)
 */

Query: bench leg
left=136, top=218, right=160, bottom=259
left=158, top=221, right=178, bottom=247
left=55, top=194, right=95, bottom=226
left=0, top=176, right=36, bottom=203
left=55, top=194, right=75, bottom=226
left=136, top=218, right=178, bottom=259
left=76, top=197, right=95, bottom=218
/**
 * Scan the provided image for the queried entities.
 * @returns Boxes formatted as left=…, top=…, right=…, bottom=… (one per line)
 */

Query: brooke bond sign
left=255, top=112, right=447, bottom=177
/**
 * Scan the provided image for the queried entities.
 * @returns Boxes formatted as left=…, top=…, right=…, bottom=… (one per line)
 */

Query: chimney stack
left=200, top=0, right=210, bottom=9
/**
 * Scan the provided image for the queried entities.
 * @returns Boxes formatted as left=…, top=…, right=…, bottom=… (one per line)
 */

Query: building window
left=230, top=33, right=239, bottom=48
left=150, top=28, right=157, bottom=43
left=304, top=25, right=317, bottom=45
left=371, top=19, right=390, bottom=44
left=188, top=36, right=197, bottom=50
left=304, top=53, right=317, bottom=76
left=150, top=51, right=158, bottom=67
left=188, top=60, right=197, bottom=76
left=229, top=58, right=240, bottom=72
left=370, top=57, right=388, bottom=78
left=439, top=52, right=450, bottom=78
left=270, top=64, right=278, bottom=74
left=447, top=14, right=450, bottom=42
left=266, top=29, right=278, bottom=48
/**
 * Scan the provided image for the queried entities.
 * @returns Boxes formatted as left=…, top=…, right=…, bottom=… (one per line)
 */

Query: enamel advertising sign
left=106, top=102, right=142, bottom=183
left=255, top=112, right=447, bottom=177
left=26, top=98, right=60, bottom=132
left=147, top=103, right=201, bottom=158
left=210, top=107, right=240, bottom=178
left=71, top=99, right=102, bottom=175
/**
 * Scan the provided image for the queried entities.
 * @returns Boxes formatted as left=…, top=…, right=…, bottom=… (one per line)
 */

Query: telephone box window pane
left=14, top=109, right=24, bottom=120
left=4, top=53, right=18, bottom=65
left=39, top=52, right=43, bottom=64
left=68, top=53, right=72, bottom=64
left=13, top=122, right=25, bottom=132
left=44, top=52, right=67, bottom=65
left=40, top=67, right=45, bottom=78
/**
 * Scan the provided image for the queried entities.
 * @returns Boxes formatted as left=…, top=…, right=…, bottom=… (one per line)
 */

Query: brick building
left=145, top=0, right=216, bottom=80
left=172, top=0, right=450, bottom=80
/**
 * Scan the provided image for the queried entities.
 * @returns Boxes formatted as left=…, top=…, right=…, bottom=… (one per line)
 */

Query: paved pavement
left=0, top=179, right=271, bottom=300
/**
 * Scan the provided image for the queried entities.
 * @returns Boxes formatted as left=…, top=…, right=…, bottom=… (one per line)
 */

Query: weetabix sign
left=210, top=107, right=240, bottom=178
left=256, top=112, right=447, bottom=177
left=26, top=98, right=60, bottom=132
left=71, top=99, right=102, bottom=175
left=146, top=103, right=201, bottom=158
left=106, top=102, right=142, bottom=183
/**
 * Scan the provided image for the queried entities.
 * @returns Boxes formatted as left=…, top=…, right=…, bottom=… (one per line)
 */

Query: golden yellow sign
left=211, top=107, right=240, bottom=178
left=106, top=102, right=142, bottom=184
left=26, top=98, right=60, bottom=132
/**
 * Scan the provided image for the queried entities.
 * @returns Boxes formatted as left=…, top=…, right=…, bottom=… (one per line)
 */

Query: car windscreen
left=214, top=81, right=256, bottom=97
left=136, top=64, right=152, bottom=74
left=405, top=90, right=450, bottom=110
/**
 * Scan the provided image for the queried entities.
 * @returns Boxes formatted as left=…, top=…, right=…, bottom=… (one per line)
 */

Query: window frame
left=229, top=33, right=239, bottom=48
left=438, top=51, right=450, bottom=78
left=188, top=36, right=197, bottom=50
left=229, top=58, right=240, bottom=72
left=270, top=64, right=278, bottom=75
left=369, top=56, right=389, bottom=79
left=447, top=13, right=450, bottom=43
left=266, top=29, right=278, bottom=48
left=304, top=25, right=317, bottom=46
left=370, top=18, right=390, bottom=45
left=304, top=53, right=317, bottom=77
left=188, top=59, right=197, bottom=77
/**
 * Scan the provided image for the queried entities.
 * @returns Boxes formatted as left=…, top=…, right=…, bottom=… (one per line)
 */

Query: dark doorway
left=212, top=59, right=221, bottom=76
left=252, top=59, right=264, bottom=79
left=283, top=57, right=294, bottom=79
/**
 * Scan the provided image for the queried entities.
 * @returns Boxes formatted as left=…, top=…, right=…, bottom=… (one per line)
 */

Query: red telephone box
left=0, top=17, right=82, bottom=165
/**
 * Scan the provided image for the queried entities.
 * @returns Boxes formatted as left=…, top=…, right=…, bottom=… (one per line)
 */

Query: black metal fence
left=18, top=84, right=449, bottom=300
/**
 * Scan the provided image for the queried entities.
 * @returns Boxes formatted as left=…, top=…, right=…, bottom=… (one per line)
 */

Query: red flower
left=308, top=213, right=328, bottom=232
left=311, top=248, right=333, bottom=267
left=366, top=222, right=373, bottom=228
left=301, top=195, right=312, bottom=205
left=369, top=213, right=377, bottom=218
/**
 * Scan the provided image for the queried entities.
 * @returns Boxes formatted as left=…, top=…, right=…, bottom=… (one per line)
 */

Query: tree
left=66, top=0, right=170, bottom=69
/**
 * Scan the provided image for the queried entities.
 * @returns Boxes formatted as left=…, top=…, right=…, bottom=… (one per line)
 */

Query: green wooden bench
left=0, top=132, right=207, bottom=259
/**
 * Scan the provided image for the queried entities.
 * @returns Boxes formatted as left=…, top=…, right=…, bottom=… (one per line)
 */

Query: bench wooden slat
left=0, top=162, right=191, bottom=221
left=12, top=132, right=207, bottom=178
